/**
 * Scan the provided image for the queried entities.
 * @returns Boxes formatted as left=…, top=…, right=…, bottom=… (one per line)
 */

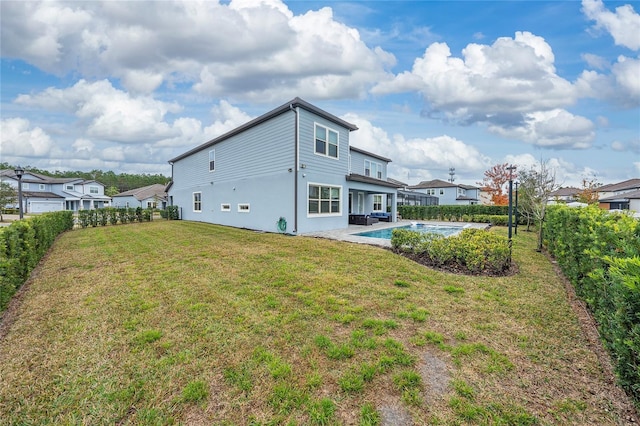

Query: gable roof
left=598, top=178, right=640, bottom=192
left=169, top=97, right=358, bottom=164
left=349, top=146, right=392, bottom=163
left=600, top=189, right=640, bottom=201
left=550, top=187, right=581, bottom=197
left=407, top=179, right=478, bottom=190
left=113, top=184, right=167, bottom=201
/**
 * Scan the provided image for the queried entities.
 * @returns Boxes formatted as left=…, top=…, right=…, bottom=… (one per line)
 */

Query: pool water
left=354, top=224, right=464, bottom=240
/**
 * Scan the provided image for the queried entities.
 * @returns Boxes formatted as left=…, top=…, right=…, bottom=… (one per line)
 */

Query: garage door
left=29, top=201, right=64, bottom=213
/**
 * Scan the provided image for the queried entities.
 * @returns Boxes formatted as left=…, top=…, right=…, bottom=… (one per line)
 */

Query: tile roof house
left=112, top=184, right=168, bottom=209
left=167, top=98, right=401, bottom=234
left=407, top=179, right=480, bottom=205
left=597, top=178, right=640, bottom=213
left=549, top=187, right=581, bottom=203
left=0, top=169, right=110, bottom=213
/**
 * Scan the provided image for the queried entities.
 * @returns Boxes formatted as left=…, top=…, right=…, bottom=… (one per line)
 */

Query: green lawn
left=0, top=221, right=630, bottom=424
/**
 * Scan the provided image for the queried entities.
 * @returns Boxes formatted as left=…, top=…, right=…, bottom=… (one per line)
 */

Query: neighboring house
left=112, top=184, right=168, bottom=209
left=0, top=169, right=110, bottom=213
left=167, top=97, right=400, bottom=234
left=391, top=178, right=439, bottom=206
left=599, top=189, right=640, bottom=214
left=407, top=179, right=480, bottom=205
left=549, top=187, right=581, bottom=203
left=597, top=178, right=640, bottom=210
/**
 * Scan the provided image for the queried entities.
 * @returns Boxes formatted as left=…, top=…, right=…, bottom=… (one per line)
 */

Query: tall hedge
left=398, top=205, right=510, bottom=222
left=0, top=211, right=74, bottom=312
left=544, top=205, right=640, bottom=407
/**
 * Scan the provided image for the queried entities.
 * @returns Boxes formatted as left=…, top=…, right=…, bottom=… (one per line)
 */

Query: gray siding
left=295, top=108, right=351, bottom=233
left=349, top=149, right=387, bottom=180
left=170, top=111, right=298, bottom=232
left=168, top=101, right=396, bottom=233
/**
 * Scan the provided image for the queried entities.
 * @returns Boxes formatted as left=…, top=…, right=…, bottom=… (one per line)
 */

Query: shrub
left=393, top=228, right=510, bottom=275
left=544, top=205, right=640, bottom=407
left=398, top=205, right=509, bottom=222
left=0, top=211, right=74, bottom=311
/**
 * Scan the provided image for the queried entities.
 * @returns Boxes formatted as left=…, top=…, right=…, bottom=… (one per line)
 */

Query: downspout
left=290, top=104, right=299, bottom=233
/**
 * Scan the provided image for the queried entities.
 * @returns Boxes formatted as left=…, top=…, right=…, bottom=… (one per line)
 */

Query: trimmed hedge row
left=77, top=207, right=153, bottom=228
left=159, top=205, right=180, bottom=220
left=544, top=205, right=640, bottom=407
left=0, top=211, right=74, bottom=312
left=398, top=205, right=509, bottom=222
left=391, top=228, right=511, bottom=274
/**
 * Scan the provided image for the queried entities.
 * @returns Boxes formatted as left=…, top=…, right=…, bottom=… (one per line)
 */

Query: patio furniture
left=370, top=212, right=391, bottom=222
left=349, top=214, right=378, bottom=225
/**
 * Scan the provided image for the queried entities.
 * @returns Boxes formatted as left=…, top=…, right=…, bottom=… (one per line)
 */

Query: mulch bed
left=390, top=249, right=518, bottom=277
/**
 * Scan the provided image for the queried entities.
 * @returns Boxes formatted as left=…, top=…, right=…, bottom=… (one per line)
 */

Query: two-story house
left=407, top=179, right=480, bottom=205
left=0, top=169, right=110, bottom=213
left=167, top=98, right=400, bottom=234
left=597, top=178, right=640, bottom=211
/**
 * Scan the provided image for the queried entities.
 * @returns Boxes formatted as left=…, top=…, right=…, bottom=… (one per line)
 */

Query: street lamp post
left=14, top=166, right=24, bottom=219
left=514, top=181, right=519, bottom=236
left=506, top=165, right=516, bottom=250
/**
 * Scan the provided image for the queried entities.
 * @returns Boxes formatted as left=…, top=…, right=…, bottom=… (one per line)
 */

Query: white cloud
left=488, top=109, right=595, bottom=149
left=344, top=113, right=492, bottom=180
left=0, top=118, right=53, bottom=157
left=581, top=53, right=609, bottom=70
left=373, top=32, right=576, bottom=123
left=582, top=0, right=640, bottom=50
left=15, top=79, right=183, bottom=143
left=1, top=0, right=394, bottom=100
left=576, top=55, right=640, bottom=107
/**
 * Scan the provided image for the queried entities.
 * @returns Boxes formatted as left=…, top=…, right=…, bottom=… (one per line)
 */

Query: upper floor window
left=315, top=124, right=338, bottom=159
left=65, top=184, right=74, bottom=191
left=426, top=189, right=435, bottom=196
left=439, top=189, right=445, bottom=195
left=209, top=149, right=215, bottom=171
left=193, top=192, right=202, bottom=212
left=23, top=183, right=30, bottom=190
left=365, top=160, right=383, bottom=179
left=89, top=186, right=99, bottom=194
left=39, top=184, right=45, bottom=190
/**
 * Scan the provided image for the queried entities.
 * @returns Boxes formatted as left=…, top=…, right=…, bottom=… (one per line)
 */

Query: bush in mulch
left=390, top=228, right=516, bottom=277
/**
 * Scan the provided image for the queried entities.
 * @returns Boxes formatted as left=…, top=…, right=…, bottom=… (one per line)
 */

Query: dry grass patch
left=0, top=221, right=635, bottom=424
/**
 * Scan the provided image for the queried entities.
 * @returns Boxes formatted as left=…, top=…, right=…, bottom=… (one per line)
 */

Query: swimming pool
left=354, top=223, right=464, bottom=240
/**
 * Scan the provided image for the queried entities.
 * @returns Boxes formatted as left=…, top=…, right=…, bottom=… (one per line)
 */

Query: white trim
left=373, top=194, right=383, bottom=212
left=313, top=122, right=340, bottom=160
left=209, top=149, right=215, bottom=172
left=307, top=182, right=342, bottom=217
left=193, top=192, right=202, bottom=212
left=39, top=184, right=46, bottom=190
left=238, top=203, right=250, bottom=213
left=221, top=203, right=231, bottom=212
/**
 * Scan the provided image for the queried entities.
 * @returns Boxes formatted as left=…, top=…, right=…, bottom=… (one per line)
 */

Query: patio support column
left=390, top=192, right=397, bottom=222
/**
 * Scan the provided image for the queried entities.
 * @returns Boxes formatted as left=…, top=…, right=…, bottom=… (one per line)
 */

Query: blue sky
left=1, top=0, right=638, bottom=187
